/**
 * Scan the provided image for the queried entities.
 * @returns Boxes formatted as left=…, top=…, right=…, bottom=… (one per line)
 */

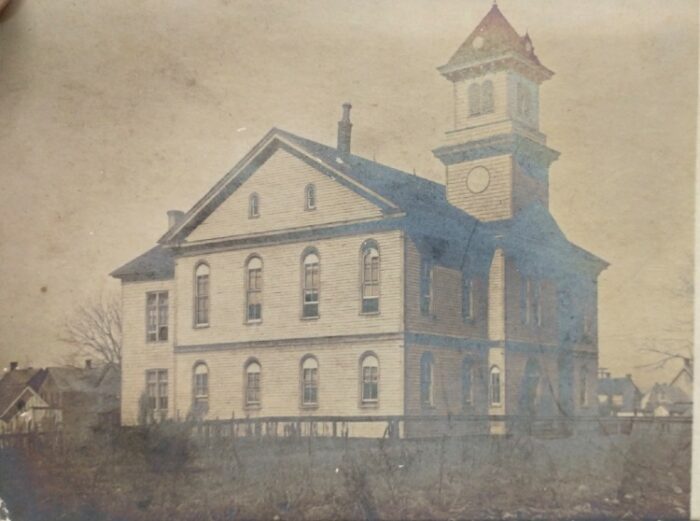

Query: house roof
left=641, top=383, right=691, bottom=411
left=44, top=365, right=119, bottom=395
left=598, top=376, right=641, bottom=397
left=112, top=127, right=607, bottom=281
left=439, top=4, right=552, bottom=78
left=0, top=368, right=45, bottom=420
left=111, top=244, right=176, bottom=281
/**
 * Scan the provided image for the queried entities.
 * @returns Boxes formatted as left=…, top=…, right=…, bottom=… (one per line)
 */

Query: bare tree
left=61, top=292, right=122, bottom=370
left=636, top=260, right=693, bottom=373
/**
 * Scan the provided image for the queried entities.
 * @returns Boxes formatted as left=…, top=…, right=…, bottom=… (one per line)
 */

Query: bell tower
left=433, top=4, right=559, bottom=222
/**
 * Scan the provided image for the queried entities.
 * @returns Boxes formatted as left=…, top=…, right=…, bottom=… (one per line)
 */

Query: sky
left=0, top=0, right=696, bottom=389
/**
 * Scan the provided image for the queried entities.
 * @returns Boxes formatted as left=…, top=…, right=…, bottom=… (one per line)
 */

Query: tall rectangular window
left=420, top=259, right=433, bottom=317
left=520, top=275, right=531, bottom=325
left=246, top=257, right=263, bottom=322
left=302, top=253, right=320, bottom=318
left=532, top=280, right=542, bottom=327
left=462, top=276, right=474, bottom=321
left=361, top=245, right=380, bottom=313
left=146, top=369, right=168, bottom=412
left=301, top=357, right=319, bottom=406
left=195, top=264, right=210, bottom=326
left=361, top=355, right=379, bottom=403
left=146, top=291, right=169, bottom=342
left=489, top=367, right=501, bottom=406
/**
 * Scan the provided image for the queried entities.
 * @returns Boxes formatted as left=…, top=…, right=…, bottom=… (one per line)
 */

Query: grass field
left=0, top=422, right=691, bottom=520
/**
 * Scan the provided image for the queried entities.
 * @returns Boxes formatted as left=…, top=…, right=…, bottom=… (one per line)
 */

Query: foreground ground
left=0, top=422, right=691, bottom=520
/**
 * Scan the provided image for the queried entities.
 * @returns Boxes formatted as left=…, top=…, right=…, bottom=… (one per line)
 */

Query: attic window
left=305, top=184, right=316, bottom=210
left=248, top=193, right=260, bottom=218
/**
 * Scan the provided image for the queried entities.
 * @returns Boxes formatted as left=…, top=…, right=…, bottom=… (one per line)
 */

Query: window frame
left=244, top=359, right=262, bottom=408
left=420, top=352, right=434, bottom=408
left=360, top=240, right=380, bottom=315
left=300, top=355, right=319, bottom=408
left=145, top=291, right=169, bottom=343
left=468, top=82, right=482, bottom=117
left=245, top=255, right=263, bottom=323
left=579, top=365, right=589, bottom=407
left=248, top=192, right=260, bottom=219
left=146, top=369, right=168, bottom=413
left=301, top=249, right=320, bottom=319
left=420, top=258, right=434, bottom=318
left=489, top=366, right=501, bottom=407
left=462, top=358, right=473, bottom=408
left=192, top=362, right=209, bottom=416
left=461, top=275, right=474, bottom=322
left=359, top=352, right=379, bottom=406
left=304, top=183, right=317, bottom=211
left=194, top=262, right=210, bottom=328
left=481, top=80, right=494, bottom=114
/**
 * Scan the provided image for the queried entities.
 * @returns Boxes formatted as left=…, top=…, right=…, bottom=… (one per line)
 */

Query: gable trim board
left=0, top=386, right=46, bottom=422
left=160, top=130, right=402, bottom=246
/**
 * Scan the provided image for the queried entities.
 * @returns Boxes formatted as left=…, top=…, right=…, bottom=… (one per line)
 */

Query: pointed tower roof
left=439, top=4, right=553, bottom=83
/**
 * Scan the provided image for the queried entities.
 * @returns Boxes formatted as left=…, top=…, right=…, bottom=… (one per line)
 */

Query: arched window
left=194, top=263, right=210, bottom=326
left=245, top=360, right=261, bottom=406
left=193, top=363, right=209, bottom=413
left=580, top=365, right=588, bottom=406
left=305, top=184, right=316, bottom=210
left=481, top=80, right=494, bottom=113
left=462, top=358, right=473, bottom=407
left=301, top=356, right=319, bottom=406
left=420, top=352, right=434, bottom=407
left=302, top=250, right=320, bottom=318
left=360, top=354, right=379, bottom=404
left=246, top=256, right=263, bottom=322
left=248, top=193, right=260, bottom=218
left=489, top=366, right=501, bottom=406
left=361, top=241, right=380, bottom=313
left=468, top=83, right=481, bottom=116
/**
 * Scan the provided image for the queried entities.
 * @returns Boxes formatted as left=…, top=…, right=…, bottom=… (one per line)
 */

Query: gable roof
left=159, top=128, right=448, bottom=246
left=112, top=127, right=606, bottom=281
left=0, top=368, right=45, bottom=421
left=439, top=4, right=552, bottom=80
left=598, top=375, right=641, bottom=397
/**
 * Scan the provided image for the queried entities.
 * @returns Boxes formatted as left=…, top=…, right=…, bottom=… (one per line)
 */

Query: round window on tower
left=466, top=166, right=491, bottom=194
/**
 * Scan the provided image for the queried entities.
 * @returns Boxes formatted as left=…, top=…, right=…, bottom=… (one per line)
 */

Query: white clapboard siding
left=173, top=338, right=404, bottom=421
left=187, top=148, right=384, bottom=243
left=175, top=230, right=404, bottom=347
left=447, top=154, right=513, bottom=222
left=121, top=279, right=176, bottom=425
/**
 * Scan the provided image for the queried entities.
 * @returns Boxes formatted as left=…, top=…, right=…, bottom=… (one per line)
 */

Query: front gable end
left=164, top=131, right=398, bottom=246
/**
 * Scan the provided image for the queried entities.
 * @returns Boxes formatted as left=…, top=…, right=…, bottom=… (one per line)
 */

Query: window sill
left=421, top=403, right=435, bottom=410
left=244, top=403, right=261, bottom=411
left=304, top=207, right=317, bottom=212
left=360, top=311, right=380, bottom=317
left=245, top=319, right=262, bottom=325
left=146, top=340, right=170, bottom=345
left=360, top=401, right=379, bottom=409
left=300, top=404, right=319, bottom=410
left=301, top=315, right=320, bottom=321
left=194, top=324, right=210, bottom=329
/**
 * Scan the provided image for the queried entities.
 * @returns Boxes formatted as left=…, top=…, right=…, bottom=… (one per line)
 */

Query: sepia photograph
left=0, top=0, right=696, bottom=519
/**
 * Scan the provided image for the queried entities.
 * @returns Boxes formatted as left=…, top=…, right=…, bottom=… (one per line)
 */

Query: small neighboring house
left=597, top=371, right=642, bottom=416
left=640, top=362, right=693, bottom=417
left=0, top=361, right=120, bottom=436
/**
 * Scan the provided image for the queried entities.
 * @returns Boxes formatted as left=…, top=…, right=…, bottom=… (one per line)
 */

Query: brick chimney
left=337, top=102, right=352, bottom=156
left=9, top=361, right=17, bottom=371
left=167, top=210, right=185, bottom=230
